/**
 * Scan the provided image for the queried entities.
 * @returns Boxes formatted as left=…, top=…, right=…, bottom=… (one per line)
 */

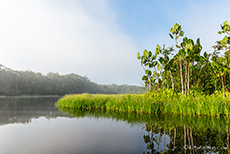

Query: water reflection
left=142, top=124, right=230, bottom=153
left=59, top=108, right=230, bottom=153
left=1, top=97, right=230, bottom=153
left=0, top=97, right=64, bottom=125
left=0, top=97, right=144, bottom=154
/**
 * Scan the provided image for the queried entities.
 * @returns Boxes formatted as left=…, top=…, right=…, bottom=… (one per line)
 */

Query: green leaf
left=224, top=20, right=229, bottom=26
left=159, top=57, right=165, bottom=65
left=188, top=39, right=194, bottom=45
left=145, top=70, right=152, bottom=76
left=169, top=33, right=174, bottom=39
left=179, top=31, right=184, bottom=37
left=157, top=44, right=161, bottom=50
left=142, top=75, right=148, bottom=81
left=149, top=63, right=154, bottom=68
left=137, top=52, right=140, bottom=59
left=153, top=61, right=157, bottom=67
left=157, top=63, right=162, bottom=71
left=204, top=52, right=207, bottom=58
left=196, top=38, right=200, bottom=45
left=148, top=71, right=152, bottom=76
left=153, top=71, right=158, bottom=76
left=195, top=55, right=200, bottom=61
left=178, top=25, right=181, bottom=31
left=155, top=48, right=160, bottom=55
left=151, top=54, right=156, bottom=60
left=173, top=23, right=179, bottom=31
left=174, top=23, right=179, bottom=30
left=144, top=49, right=148, bottom=57
left=181, top=42, right=186, bottom=48
left=185, top=43, right=193, bottom=51
left=148, top=51, right=152, bottom=57
left=218, top=31, right=223, bottom=34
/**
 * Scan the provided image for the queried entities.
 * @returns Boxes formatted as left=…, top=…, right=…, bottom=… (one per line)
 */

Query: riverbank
left=55, top=89, right=230, bottom=117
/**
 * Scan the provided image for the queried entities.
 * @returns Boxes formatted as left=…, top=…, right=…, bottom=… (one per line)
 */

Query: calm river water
left=0, top=97, right=229, bottom=154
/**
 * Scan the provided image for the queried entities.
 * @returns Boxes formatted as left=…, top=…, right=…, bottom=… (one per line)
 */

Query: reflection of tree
left=0, top=97, right=67, bottom=125
left=227, top=127, right=229, bottom=153
left=143, top=124, right=156, bottom=154
left=142, top=123, right=230, bottom=153
left=173, top=128, right=176, bottom=151
left=59, top=108, right=230, bottom=153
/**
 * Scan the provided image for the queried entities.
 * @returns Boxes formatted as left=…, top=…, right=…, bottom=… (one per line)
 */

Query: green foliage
left=137, top=21, right=230, bottom=96
left=218, top=20, right=230, bottom=34
left=137, top=46, right=161, bottom=91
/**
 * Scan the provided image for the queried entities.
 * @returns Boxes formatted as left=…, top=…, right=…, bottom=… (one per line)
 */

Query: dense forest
left=138, top=21, right=230, bottom=97
left=0, top=64, right=145, bottom=96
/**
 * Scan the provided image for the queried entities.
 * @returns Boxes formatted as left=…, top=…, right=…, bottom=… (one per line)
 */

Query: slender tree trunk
left=190, top=129, right=194, bottom=154
left=227, top=127, right=229, bottom=153
left=158, top=131, right=161, bottom=151
left=169, top=128, right=171, bottom=142
left=192, top=61, right=194, bottom=86
left=151, top=128, right=153, bottom=145
left=188, top=65, right=190, bottom=95
left=180, top=61, right=184, bottom=95
left=184, top=63, right=187, bottom=96
left=173, top=128, right=176, bottom=150
left=162, top=73, right=165, bottom=89
left=166, top=71, right=169, bottom=90
left=149, top=75, right=151, bottom=92
left=184, top=125, right=187, bottom=152
left=169, top=70, right=174, bottom=91
left=154, top=68, right=159, bottom=89
left=187, top=126, right=191, bottom=153
left=221, top=75, right=225, bottom=98
left=148, top=66, right=151, bottom=92
left=164, top=130, right=166, bottom=151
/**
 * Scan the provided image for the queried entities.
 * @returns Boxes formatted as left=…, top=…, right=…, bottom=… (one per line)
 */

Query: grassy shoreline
left=55, top=89, right=230, bottom=118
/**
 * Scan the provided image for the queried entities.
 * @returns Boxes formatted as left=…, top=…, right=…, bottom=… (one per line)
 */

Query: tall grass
left=55, top=89, right=230, bottom=117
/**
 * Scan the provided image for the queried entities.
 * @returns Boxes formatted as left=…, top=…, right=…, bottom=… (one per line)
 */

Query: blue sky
left=0, top=0, right=229, bottom=85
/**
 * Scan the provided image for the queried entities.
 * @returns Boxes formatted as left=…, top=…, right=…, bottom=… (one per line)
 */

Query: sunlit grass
left=55, top=89, right=230, bottom=118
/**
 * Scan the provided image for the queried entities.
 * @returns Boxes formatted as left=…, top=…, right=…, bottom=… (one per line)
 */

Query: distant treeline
left=0, top=64, right=145, bottom=96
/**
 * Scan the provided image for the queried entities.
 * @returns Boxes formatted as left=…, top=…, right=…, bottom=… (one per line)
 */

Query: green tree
left=137, top=47, right=160, bottom=91
left=169, top=23, right=186, bottom=95
left=213, top=20, right=230, bottom=97
left=158, top=45, right=174, bottom=90
left=170, top=23, right=202, bottom=95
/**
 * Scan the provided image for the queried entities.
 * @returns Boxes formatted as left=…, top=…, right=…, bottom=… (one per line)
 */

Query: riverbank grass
left=56, top=90, right=230, bottom=117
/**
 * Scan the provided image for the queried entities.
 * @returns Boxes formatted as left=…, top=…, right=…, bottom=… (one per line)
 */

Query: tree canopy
left=0, top=64, right=145, bottom=96
left=138, top=20, right=230, bottom=97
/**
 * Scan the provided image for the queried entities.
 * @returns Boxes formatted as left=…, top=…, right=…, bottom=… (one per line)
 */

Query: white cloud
left=0, top=0, right=142, bottom=85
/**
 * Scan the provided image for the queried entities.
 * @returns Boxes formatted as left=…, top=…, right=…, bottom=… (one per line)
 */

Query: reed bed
left=55, top=89, right=230, bottom=117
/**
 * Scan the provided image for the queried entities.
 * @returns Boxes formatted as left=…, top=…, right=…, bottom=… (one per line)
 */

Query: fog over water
left=0, top=1, right=230, bottom=85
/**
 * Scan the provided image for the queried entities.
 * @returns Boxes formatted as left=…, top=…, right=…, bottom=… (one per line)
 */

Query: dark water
left=0, top=97, right=229, bottom=154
